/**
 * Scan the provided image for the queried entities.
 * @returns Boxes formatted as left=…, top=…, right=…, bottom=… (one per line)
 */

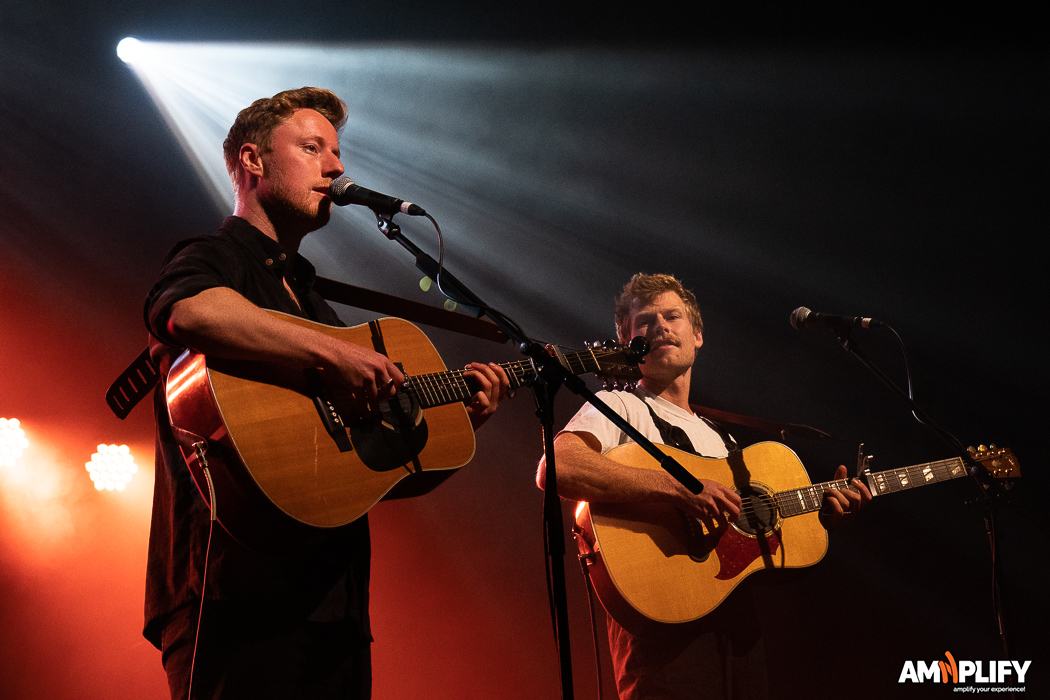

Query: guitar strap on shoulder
left=699, top=414, right=741, bottom=456
left=642, top=400, right=739, bottom=458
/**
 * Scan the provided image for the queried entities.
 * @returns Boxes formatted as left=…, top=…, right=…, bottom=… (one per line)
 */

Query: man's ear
left=693, top=330, right=704, bottom=351
left=239, top=143, right=264, bottom=178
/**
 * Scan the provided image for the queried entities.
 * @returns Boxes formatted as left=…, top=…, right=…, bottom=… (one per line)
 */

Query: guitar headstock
left=967, top=445, right=1021, bottom=480
left=583, top=337, right=647, bottom=391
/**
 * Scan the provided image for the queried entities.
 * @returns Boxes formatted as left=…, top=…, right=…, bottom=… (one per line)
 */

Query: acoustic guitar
left=165, top=310, right=643, bottom=552
left=574, top=441, right=1019, bottom=636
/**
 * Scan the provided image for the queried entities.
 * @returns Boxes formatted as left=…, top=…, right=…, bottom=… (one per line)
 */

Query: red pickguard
left=714, top=526, right=782, bottom=580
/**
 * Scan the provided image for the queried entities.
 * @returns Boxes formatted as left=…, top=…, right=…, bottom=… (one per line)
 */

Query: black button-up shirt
left=142, top=216, right=370, bottom=648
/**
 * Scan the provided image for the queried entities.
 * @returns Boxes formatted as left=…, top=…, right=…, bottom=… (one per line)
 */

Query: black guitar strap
left=642, top=400, right=739, bottom=458
left=106, top=346, right=160, bottom=420
left=367, top=320, right=388, bottom=356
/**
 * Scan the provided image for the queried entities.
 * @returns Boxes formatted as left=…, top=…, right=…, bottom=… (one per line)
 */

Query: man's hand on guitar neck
left=818, top=464, right=872, bottom=529
left=462, top=362, right=511, bottom=432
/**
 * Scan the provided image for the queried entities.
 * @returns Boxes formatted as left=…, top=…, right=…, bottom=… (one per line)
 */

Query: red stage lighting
left=0, top=417, right=30, bottom=467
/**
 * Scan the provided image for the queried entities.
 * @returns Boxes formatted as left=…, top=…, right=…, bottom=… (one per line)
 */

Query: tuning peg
left=602, top=379, right=636, bottom=392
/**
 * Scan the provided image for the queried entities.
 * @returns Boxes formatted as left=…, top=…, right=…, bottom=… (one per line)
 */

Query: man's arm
left=537, top=431, right=742, bottom=533
left=167, top=287, right=404, bottom=402
left=168, top=286, right=510, bottom=418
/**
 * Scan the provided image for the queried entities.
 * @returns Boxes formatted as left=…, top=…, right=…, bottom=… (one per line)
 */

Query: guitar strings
left=398, top=349, right=627, bottom=408
left=725, top=457, right=967, bottom=522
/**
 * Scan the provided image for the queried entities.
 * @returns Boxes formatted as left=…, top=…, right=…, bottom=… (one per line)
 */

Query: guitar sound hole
left=349, top=378, right=429, bottom=473
left=381, top=392, right=419, bottom=426
left=734, top=484, right=778, bottom=537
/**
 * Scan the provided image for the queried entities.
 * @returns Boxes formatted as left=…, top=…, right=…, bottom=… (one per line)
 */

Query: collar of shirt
left=217, top=216, right=318, bottom=292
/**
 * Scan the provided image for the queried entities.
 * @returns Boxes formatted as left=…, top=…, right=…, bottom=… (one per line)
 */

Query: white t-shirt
left=561, top=386, right=731, bottom=459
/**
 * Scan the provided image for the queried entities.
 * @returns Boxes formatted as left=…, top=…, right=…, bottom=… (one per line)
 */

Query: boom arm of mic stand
left=833, top=329, right=1006, bottom=495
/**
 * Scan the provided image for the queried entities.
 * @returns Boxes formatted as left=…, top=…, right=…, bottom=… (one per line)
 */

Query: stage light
left=117, top=41, right=768, bottom=342
left=0, top=417, right=30, bottom=467
left=85, top=444, right=138, bottom=491
left=116, top=37, right=143, bottom=64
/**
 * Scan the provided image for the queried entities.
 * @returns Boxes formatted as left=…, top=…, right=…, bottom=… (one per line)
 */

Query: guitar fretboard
left=404, top=350, right=624, bottom=409
left=774, top=457, right=969, bottom=518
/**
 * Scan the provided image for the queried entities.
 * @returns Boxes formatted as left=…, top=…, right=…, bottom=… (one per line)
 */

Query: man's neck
left=233, top=201, right=303, bottom=258
left=639, top=370, right=693, bottom=412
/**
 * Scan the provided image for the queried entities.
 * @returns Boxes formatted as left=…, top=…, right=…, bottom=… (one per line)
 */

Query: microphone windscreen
left=789, top=307, right=811, bottom=331
left=328, top=177, right=357, bottom=205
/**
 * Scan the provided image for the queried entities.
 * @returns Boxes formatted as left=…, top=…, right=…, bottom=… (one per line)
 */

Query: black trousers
left=161, top=602, right=371, bottom=700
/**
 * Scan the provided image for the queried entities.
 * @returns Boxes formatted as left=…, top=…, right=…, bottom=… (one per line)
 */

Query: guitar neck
left=775, top=456, right=970, bottom=518
left=405, top=349, right=615, bottom=408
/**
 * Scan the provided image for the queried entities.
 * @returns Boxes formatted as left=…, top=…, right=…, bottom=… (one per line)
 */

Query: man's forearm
left=539, top=432, right=684, bottom=506
left=166, top=287, right=340, bottom=367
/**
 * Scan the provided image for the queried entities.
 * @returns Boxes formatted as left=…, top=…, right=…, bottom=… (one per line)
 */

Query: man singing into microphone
left=537, top=273, right=870, bottom=699
left=143, top=87, right=509, bottom=699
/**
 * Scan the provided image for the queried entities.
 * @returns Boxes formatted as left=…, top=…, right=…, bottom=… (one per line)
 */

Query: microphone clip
left=374, top=210, right=399, bottom=241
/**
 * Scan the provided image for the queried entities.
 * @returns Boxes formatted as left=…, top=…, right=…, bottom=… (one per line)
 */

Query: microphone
left=790, top=306, right=882, bottom=331
left=328, top=177, right=426, bottom=216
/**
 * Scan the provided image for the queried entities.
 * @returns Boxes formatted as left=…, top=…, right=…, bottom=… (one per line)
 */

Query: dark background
left=2, top=2, right=1046, bottom=698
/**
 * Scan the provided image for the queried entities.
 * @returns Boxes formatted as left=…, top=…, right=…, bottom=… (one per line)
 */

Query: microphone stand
left=374, top=213, right=486, bottom=317
left=373, top=212, right=704, bottom=699
left=832, top=327, right=1013, bottom=662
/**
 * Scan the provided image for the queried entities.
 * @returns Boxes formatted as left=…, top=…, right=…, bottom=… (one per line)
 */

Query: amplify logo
left=899, top=651, right=1031, bottom=689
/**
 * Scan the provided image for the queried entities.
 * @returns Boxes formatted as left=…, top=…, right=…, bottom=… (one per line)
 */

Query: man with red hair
left=145, top=87, right=508, bottom=699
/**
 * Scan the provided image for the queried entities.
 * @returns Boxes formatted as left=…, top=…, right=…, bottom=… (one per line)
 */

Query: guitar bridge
left=306, top=369, right=353, bottom=453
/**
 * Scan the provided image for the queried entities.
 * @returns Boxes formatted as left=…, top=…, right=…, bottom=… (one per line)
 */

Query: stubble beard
left=257, top=157, right=332, bottom=238
left=641, top=342, right=696, bottom=383
left=260, top=185, right=332, bottom=238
